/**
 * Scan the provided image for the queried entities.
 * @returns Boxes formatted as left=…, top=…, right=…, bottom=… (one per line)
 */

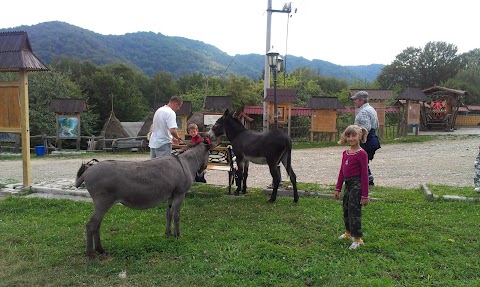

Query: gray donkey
left=75, top=143, right=213, bottom=259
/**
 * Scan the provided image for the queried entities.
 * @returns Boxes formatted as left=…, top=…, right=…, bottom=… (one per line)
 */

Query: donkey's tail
left=75, top=159, right=99, bottom=188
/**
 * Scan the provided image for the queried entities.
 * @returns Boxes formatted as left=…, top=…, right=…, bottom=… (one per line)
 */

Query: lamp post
left=266, top=49, right=284, bottom=130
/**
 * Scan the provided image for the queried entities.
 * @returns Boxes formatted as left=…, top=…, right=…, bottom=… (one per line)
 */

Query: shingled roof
left=395, top=87, right=429, bottom=101
left=0, top=31, right=48, bottom=72
left=422, top=86, right=467, bottom=96
left=204, top=96, right=232, bottom=111
left=350, top=89, right=393, bottom=100
left=264, top=88, right=298, bottom=103
left=49, top=99, right=87, bottom=113
left=306, top=97, right=345, bottom=110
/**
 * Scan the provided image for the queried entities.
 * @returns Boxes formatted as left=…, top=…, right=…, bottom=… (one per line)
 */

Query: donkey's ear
left=224, top=109, right=229, bottom=117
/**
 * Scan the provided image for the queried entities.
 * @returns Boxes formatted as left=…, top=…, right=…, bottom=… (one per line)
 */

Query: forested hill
left=1, top=21, right=384, bottom=82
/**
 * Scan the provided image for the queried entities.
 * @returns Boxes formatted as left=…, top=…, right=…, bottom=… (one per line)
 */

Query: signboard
left=0, top=84, right=21, bottom=132
left=203, top=113, right=222, bottom=130
left=407, top=102, right=421, bottom=125
left=56, top=114, right=80, bottom=139
left=269, top=103, right=288, bottom=124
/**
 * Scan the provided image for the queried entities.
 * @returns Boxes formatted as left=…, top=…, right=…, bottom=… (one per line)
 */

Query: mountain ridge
left=1, top=21, right=383, bottom=81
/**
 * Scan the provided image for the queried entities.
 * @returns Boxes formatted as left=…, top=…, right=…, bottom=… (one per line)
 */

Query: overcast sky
left=1, top=0, right=478, bottom=66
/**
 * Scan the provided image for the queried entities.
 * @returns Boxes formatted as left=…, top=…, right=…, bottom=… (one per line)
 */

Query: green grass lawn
left=1, top=184, right=479, bottom=287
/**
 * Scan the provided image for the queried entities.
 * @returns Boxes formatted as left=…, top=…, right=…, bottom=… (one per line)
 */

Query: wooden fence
left=456, top=115, right=480, bottom=126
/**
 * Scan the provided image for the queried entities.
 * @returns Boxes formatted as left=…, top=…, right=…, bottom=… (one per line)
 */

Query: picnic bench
left=172, top=144, right=237, bottom=193
left=112, top=139, right=146, bottom=152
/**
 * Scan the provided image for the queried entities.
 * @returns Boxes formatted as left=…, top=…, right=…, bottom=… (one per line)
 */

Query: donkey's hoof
left=86, top=251, right=96, bottom=260
left=268, top=199, right=276, bottom=203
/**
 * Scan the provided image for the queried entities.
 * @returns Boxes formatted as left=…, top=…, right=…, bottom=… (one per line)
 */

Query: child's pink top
left=335, top=149, right=369, bottom=198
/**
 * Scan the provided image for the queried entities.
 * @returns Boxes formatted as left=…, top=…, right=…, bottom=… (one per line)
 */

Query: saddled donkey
left=208, top=109, right=298, bottom=203
left=75, top=143, right=213, bottom=259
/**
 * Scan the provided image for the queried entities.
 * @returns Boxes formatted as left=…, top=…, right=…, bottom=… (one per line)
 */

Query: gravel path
left=2, top=135, right=479, bottom=189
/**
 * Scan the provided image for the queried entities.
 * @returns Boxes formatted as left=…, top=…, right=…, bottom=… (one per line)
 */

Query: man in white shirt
left=149, top=96, right=184, bottom=158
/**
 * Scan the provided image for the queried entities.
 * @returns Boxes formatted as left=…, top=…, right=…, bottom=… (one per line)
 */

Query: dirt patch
left=1, top=136, right=479, bottom=189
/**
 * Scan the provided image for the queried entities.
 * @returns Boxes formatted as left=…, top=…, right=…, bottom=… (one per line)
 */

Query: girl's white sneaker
left=349, top=239, right=364, bottom=249
left=338, top=232, right=352, bottom=240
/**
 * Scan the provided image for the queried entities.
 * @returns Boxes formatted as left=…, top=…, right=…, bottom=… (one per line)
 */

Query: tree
left=377, top=47, right=422, bottom=90
left=377, top=42, right=465, bottom=91
left=223, top=75, right=262, bottom=110
left=84, top=69, right=149, bottom=127
left=444, top=49, right=480, bottom=104
left=50, top=57, right=98, bottom=81
left=147, top=71, right=179, bottom=107
left=27, top=70, right=98, bottom=136
left=177, top=73, right=206, bottom=94
left=417, top=41, right=464, bottom=88
left=282, top=67, right=321, bottom=104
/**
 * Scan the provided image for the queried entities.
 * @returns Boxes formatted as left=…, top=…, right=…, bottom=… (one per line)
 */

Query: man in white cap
left=351, top=91, right=380, bottom=185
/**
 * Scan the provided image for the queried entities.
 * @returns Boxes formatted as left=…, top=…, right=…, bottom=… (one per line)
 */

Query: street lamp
left=266, top=49, right=284, bottom=130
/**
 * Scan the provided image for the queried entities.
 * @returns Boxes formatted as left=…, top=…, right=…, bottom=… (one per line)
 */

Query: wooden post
left=19, top=69, right=31, bottom=186
left=287, top=106, right=291, bottom=137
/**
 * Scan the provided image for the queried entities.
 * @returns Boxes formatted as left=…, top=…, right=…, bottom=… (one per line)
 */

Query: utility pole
left=263, top=1, right=292, bottom=132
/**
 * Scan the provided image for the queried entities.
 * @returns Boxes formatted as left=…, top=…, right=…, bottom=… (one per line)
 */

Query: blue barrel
left=35, top=145, right=46, bottom=156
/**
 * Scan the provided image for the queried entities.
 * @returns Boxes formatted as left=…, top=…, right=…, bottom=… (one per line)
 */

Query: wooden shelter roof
left=349, top=89, right=393, bottom=100
left=204, top=96, right=232, bottom=111
left=306, top=96, right=345, bottom=110
left=422, top=86, right=467, bottom=97
left=154, top=100, right=192, bottom=116
left=49, top=98, right=87, bottom=113
left=395, top=87, right=429, bottom=101
left=0, top=31, right=48, bottom=72
left=264, top=88, right=298, bottom=103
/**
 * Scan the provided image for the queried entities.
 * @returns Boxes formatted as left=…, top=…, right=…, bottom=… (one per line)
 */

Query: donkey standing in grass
left=208, top=109, right=298, bottom=203
left=75, top=143, right=213, bottom=259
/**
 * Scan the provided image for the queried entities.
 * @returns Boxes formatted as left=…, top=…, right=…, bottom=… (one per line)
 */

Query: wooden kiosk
left=264, top=88, right=297, bottom=136
left=420, top=86, right=466, bottom=131
left=49, top=98, right=87, bottom=150
left=306, top=96, right=345, bottom=142
left=0, top=31, right=48, bottom=186
left=395, top=87, right=428, bottom=136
